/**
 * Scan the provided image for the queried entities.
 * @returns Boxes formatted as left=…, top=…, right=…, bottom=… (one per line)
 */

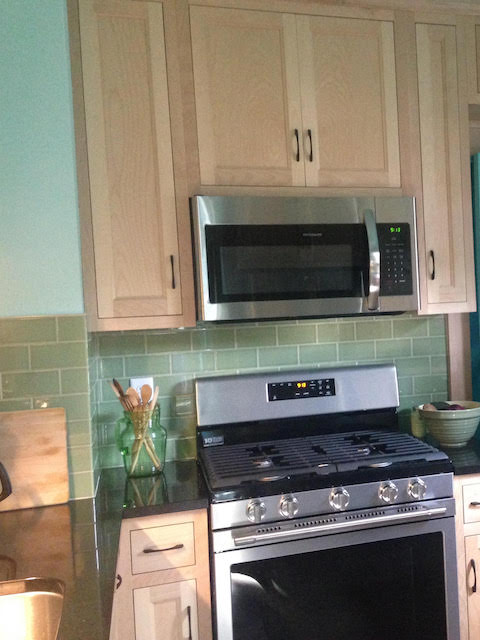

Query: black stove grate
left=200, top=429, right=448, bottom=489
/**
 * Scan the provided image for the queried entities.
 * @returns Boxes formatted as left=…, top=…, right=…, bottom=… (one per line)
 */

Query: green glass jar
left=115, top=405, right=167, bottom=477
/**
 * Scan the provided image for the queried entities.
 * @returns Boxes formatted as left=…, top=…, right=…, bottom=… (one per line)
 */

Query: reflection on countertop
left=425, top=434, right=480, bottom=476
left=0, top=480, right=123, bottom=640
left=0, top=460, right=207, bottom=640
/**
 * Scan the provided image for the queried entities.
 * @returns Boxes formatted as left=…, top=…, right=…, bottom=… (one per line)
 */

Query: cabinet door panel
left=416, top=23, right=468, bottom=307
left=190, top=5, right=304, bottom=187
left=465, top=535, right=480, bottom=640
left=79, top=0, right=182, bottom=319
left=297, top=15, right=400, bottom=188
left=134, top=579, right=198, bottom=640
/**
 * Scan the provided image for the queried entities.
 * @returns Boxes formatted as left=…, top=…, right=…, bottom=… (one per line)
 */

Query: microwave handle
left=364, top=209, right=380, bottom=311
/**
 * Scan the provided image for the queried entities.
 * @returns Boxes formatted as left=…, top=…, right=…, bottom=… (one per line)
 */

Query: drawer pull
left=187, top=605, right=192, bottom=640
left=307, top=129, right=313, bottom=162
left=471, top=559, right=477, bottom=594
left=116, top=574, right=122, bottom=590
left=470, top=501, right=480, bottom=508
left=143, top=543, right=184, bottom=554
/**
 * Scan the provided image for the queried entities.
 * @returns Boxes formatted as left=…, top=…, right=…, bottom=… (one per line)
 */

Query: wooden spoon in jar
left=140, top=384, right=152, bottom=407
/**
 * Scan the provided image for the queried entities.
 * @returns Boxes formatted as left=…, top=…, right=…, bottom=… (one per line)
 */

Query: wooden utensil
left=112, top=379, right=135, bottom=411
left=149, top=385, right=159, bottom=409
left=140, top=384, right=152, bottom=407
left=126, top=387, right=140, bottom=409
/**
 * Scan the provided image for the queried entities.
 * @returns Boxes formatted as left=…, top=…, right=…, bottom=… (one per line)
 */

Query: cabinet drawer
left=130, top=521, right=195, bottom=574
left=463, top=484, right=480, bottom=523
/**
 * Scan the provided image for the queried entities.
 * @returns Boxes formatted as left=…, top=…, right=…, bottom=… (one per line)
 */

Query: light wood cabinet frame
left=110, top=508, right=212, bottom=640
left=68, top=0, right=195, bottom=331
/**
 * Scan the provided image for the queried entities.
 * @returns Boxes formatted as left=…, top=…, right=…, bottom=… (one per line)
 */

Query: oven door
left=212, top=517, right=459, bottom=640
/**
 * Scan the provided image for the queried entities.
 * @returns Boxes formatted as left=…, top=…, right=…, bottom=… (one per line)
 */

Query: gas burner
left=195, top=365, right=452, bottom=505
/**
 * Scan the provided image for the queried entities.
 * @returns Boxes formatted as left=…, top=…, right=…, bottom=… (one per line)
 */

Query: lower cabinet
left=134, top=580, right=199, bottom=640
left=454, top=476, right=480, bottom=639
left=465, top=535, right=480, bottom=639
left=109, top=509, right=212, bottom=640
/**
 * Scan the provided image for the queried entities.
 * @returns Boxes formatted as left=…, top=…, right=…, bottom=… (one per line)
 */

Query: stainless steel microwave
left=191, top=195, right=419, bottom=322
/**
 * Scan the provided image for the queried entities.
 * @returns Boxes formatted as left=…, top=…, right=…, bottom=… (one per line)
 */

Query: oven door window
left=230, top=533, right=446, bottom=640
left=205, top=225, right=368, bottom=302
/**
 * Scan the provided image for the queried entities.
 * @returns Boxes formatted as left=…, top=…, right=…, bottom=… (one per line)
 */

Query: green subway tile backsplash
left=0, top=317, right=57, bottom=343
left=0, top=312, right=450, bottom=498
left=0, top=315, right=93, bottom=500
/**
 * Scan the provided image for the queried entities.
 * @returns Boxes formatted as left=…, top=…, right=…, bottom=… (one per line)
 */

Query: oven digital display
left=268, top=378, right=335, bottom=401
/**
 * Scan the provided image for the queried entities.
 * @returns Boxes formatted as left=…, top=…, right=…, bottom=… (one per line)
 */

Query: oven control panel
left=268, top=378, right=336, bottom=402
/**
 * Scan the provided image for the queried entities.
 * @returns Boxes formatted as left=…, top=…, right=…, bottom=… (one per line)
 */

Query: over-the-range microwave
left=191, top=195, right=419, bottom=322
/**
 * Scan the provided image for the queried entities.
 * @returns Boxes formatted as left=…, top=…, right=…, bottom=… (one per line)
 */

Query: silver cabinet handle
left=307, top=129, right=313, bottom=162
left=470, top=501, right=480, bottom=508
left=143, top=543, right=184, bottom=554
left=364, top=209, right=380, bottom=311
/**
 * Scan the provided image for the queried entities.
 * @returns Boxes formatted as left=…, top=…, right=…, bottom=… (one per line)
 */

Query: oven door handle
left=364, top=208, right=380, bottom=311
left=233, top=507, right=447, bottom=546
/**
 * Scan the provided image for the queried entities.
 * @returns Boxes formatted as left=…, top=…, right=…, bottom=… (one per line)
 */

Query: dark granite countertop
left=433, top=437, right=480, bottom=476
left=0, top=459, right=208, bottom=640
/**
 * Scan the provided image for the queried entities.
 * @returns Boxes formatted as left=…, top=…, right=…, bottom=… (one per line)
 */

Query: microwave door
left=201, top=224, right=368, bottom=321
left=364, top=209, right=380, bottom=311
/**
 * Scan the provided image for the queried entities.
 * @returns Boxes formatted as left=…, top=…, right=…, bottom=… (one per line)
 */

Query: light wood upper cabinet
left=297, top=15, right=400, bottom=188
left=71, top=0, right=195, bottom=331
left=190, top=5, right=401, bottom=189
left=416, top=21, right=476, bottom=313
left=190, top=6, right=304, bottom=187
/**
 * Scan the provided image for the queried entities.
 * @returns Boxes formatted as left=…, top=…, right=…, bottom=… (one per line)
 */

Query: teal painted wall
left=0, top=0, right=84, bottom=317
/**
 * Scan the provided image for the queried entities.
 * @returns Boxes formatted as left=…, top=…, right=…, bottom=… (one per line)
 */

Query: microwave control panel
left=377, top=224, right=412, bottom=295
left=268, top=378, right=336, bottom=402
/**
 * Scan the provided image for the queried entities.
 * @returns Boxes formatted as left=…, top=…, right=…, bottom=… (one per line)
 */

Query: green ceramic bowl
left=418, top=401, right=480, bottom=448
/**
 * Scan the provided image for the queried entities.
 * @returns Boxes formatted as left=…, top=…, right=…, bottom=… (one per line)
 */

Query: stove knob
left=246, top=499, right=266, bottom=523
left=279, top=495, right=299, bottom=519
left=408, top=477, right=427, bottom=500
left=329, top=487, right=350, bottom=511
left=379, top=481, right=399, bottom=504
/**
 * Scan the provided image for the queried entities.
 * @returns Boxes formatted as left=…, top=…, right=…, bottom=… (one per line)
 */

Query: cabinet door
left=416, top=23, right=475, bottom=311
left=297, top=15, right=400, bottom=188
left=465, top=535, right=480, bottom=640
left=190, top=5, right=304, bottom=187
left=133, top=579, right=198, bottom=640
left=79, top=0, right=182, bottom=320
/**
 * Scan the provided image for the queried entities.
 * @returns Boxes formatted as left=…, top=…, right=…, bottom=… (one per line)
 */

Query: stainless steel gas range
left=195, top=364, right=460, bottom=640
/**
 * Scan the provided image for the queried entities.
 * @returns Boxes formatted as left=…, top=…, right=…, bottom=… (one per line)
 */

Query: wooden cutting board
left=0, top=408, right=69, bottom=512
